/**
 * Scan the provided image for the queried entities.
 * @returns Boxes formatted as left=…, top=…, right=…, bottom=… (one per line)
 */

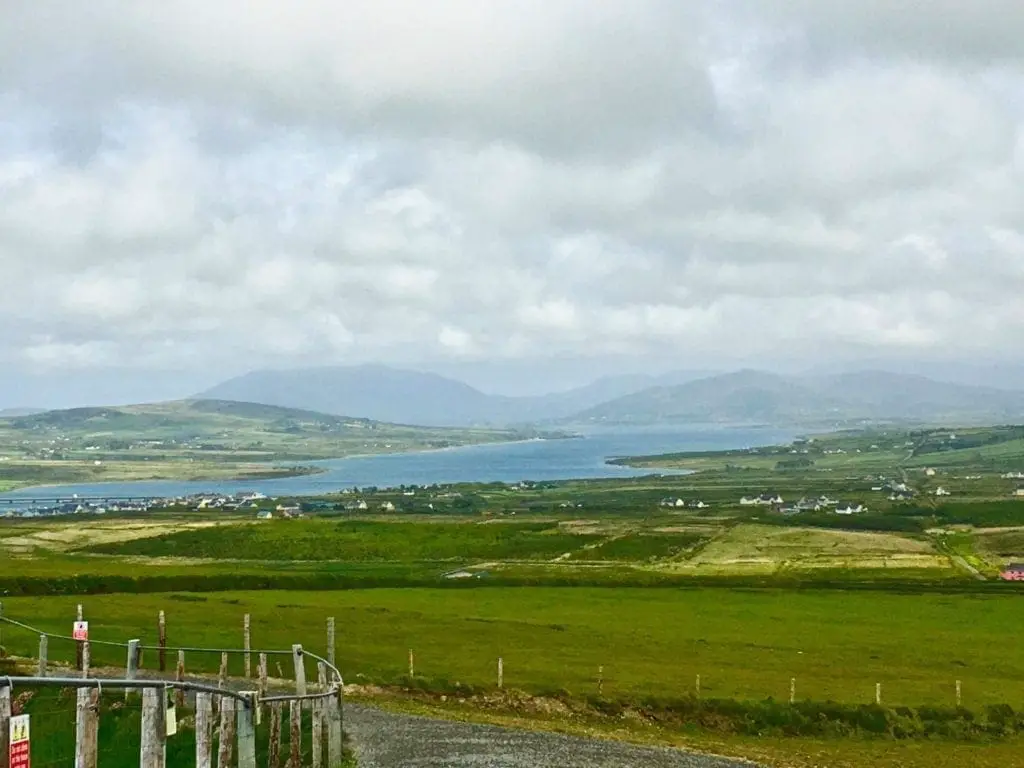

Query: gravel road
left=345, top=703, right=758, bottom=768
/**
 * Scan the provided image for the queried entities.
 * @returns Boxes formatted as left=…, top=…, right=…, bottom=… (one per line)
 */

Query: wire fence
left=0, top=609, right=345, bottom=768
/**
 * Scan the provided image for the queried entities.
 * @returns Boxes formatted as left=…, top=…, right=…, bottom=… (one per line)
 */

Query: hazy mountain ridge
left=571, top=370, right=1024, bottom=426
left=197, top=365, right=713, bottom=427
left=196, top=364, right=1024, bottom=428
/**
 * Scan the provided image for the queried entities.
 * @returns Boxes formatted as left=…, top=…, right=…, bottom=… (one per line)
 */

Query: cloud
left=1, top=1, right=1024, bottom=387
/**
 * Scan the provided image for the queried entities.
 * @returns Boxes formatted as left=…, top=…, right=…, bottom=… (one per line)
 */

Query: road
left=345, top=703, right=758, bottom=768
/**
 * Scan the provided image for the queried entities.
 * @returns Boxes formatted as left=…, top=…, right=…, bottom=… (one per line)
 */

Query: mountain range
left=197, top=365, right=1024, bottom=428
left=198, top=365, right=712, bottom=427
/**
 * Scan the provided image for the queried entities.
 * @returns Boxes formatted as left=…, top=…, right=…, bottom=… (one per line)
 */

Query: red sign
left=73, top=621, right=89, bottom=641
left=9, top=714, right=30, bottom=768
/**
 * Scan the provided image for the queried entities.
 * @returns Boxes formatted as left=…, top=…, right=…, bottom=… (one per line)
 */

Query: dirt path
left=344, top=703, right=758, bottom=768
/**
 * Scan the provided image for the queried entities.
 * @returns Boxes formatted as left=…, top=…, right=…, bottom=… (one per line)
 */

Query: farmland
left=5, top=423, right=1024, bottom=767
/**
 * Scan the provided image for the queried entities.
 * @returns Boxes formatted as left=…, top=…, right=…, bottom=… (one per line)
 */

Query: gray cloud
left=1, top=1, right=1024, bottom=395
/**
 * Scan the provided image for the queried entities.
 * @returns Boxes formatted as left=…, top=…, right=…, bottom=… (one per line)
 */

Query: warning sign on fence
left=9, top=714, right=30, bottom=768
left=72, top=621, right=88, bottom=641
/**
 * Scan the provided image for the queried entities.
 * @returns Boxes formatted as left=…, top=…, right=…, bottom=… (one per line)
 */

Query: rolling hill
left=0, top=398, right=541, bottom=462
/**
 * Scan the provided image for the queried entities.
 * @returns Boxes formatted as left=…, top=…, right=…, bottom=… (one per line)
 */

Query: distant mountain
left=567, top=370, right=1024, bottom=426
left=197, top=365, right=711, bottom=426
left=0, top=407, right=44, bottom=418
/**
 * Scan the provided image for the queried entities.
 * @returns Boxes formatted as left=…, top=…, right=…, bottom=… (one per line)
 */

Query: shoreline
left=0, top=433, right=579, bottom=495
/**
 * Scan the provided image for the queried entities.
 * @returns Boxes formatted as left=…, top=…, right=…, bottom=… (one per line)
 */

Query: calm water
left=0, top=425, right=793, bottom=500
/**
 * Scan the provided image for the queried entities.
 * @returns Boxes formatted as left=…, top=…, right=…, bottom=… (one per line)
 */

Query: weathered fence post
left=76, top=604, right=85, bottom=671
left=158, top=610, right=167, bottom=673
left=1, top=684, right=11, bottom=768
left=217, top=696, right=236, bottom=768
left=237, top=693, right=257, bottom=768
left=790, top=677, right=796, bottom=704
left=497, top=657, right=503, bottom=689
left=195, top=692, right=214, bottom=768
left=76, top=687, right=100, bottom=768
left=126, top=639, right=140, bottom=700
left=289, top=699, right=301, bottom=768
left=258, top=653, right=268, bottom=698
left=176, top=651, right=186, bottom=710
left=408, top=649, right=415, bottom=678
left=82, top=640, right=91, bottom=679
left=597, top=665, right=604, bottom=696
left=875, top=683, right=882, bottom=705
left=269, top=702, right=282, bottom=768
left=327, top=617, right=335, bottom=668
left=956, top=679, right=963, bottom=707
left=327, top=694, right=343, bottom=766
left=244, top=614, right=252, bottom=679
left=292, top=644, right=307, bottom=696
left=37, top=634, right=48, bottom=677
left=695, top=674, right=701, bottom=699
left=312, top=698, right=324, bottom=768
left=141, top=687, right=167, bottom=768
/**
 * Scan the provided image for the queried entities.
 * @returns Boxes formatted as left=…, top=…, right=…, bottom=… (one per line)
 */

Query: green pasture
left=3, top=588, right=1023, bottom=709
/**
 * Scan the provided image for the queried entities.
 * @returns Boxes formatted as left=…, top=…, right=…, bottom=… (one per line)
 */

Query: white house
left=835, top=503, right=866, bottom=515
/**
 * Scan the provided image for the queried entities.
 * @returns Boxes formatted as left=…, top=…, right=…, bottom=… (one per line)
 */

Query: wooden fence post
left=140, top=687, right=167, bottom=768
left=695, top=674, right=701, bottom=699
left=76, top=604, right=84, bottom=671
left=82, top=640, right=91, bottom=679
left=790, top=677, right=796, bottom=704
left=408, top=649, right=415, bottom=678
left=497, top=657, right=503, bottom=690
left=76, top=687, right=99, bottom=768
left=289, top=699, right=301, bottom=768
left=176, top=651, right=186, bottom=710
left=217, top=696, right=236, bottom=768
left=956, top=680, right=962, bottom=707
left=327, top=694, right=343, bottom=766
left=126, top=639, right=140, bottom=700
left=311, top=698, right=324, bottom=768
left=1, top=684, right=11, bottom=768
left=219, top=652, right=229, bottom=690
left=37, top=634, right=48, bottom=677
left=237, top=693, right=257, bottom=768
left=875, top=683, right=882, bottom=705
left=258, top=653, right=268, bottom=698
left=327, top=617, right=335, bottom=668
left=195, top=692, right=213, bottom=768
left=269, top=702, right=282, bottom=768
left=292, top=645, right=307, bottom=696
left=158, top=610, right=167, bottom=673
left=597, top=665, right=604, bottom=696
left=244, top=614, right=252, bottom=679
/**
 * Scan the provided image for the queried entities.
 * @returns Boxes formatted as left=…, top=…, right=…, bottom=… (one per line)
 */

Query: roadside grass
left=4, top=587, right=1024, bottom=708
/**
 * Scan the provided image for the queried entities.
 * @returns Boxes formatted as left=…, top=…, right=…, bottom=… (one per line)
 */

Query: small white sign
left=73, top=621, right=89, bottom=641
left=9, top=714, right=30, bottom=768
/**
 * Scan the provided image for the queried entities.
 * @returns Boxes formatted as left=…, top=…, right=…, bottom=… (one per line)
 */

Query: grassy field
left=3, top=588, right=1022, bottom=709
left=84, top=519, right=601, bottom=562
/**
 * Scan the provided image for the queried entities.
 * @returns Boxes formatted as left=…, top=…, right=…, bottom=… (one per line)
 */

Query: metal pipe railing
left=0, top=675, right=256, bottom=707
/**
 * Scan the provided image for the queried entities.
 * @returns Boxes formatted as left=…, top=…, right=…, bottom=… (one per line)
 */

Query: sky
left=2, top=2, right=1024, bottom=405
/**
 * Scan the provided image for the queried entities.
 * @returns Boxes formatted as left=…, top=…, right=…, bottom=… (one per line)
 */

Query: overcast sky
left=3, top=1, right=1024, bottom=404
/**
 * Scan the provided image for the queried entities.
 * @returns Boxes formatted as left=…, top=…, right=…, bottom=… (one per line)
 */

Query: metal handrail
left=0, top=675, right=257, bottom=707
